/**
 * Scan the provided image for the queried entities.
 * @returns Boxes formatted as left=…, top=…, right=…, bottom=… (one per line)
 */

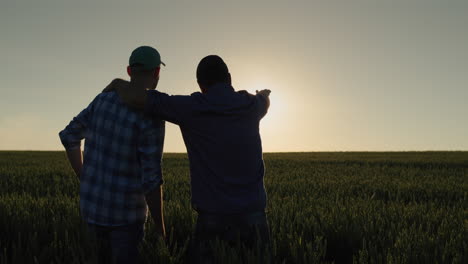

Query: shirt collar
left=207, top=83, right=235, bottom=94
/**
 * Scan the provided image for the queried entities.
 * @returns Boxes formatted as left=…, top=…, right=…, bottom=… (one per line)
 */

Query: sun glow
left=253, top=82, right=286, bottom=119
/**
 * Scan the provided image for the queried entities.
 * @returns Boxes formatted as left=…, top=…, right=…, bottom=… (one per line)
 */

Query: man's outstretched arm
left=256, top=89, right=271, bottom=119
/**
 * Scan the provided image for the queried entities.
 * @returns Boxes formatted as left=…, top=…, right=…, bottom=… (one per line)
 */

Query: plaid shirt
left=59, top=91, right=165, bottom=226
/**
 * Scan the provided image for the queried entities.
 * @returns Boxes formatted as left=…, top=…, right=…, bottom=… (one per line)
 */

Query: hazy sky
left=1, top=0, right=467, bottom=151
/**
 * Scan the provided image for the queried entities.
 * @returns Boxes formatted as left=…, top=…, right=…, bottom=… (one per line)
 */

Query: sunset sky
left=1, top=0, right=467, bottom=152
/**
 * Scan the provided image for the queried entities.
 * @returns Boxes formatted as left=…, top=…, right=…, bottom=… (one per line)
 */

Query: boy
left=59, top=46, right=166, bottom=264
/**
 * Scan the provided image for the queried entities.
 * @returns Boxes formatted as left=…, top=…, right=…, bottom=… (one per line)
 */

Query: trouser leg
left=108, top=223, right=145, bottom=264
left=87, top=223, right=144, bottom=264
left=87, top=224, right=113, bottom=264
left=190, top=211, right=271, bottom=264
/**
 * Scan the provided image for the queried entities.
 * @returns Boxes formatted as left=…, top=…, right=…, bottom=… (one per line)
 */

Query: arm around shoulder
left=103, top=78, right=147, bottom=110
left=145, top=90, right=190, bottom=125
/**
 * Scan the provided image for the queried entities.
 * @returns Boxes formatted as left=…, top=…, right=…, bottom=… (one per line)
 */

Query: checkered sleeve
left=138, top=119, right=165, bottom=194
left=59, top=97, right=96, bottom=150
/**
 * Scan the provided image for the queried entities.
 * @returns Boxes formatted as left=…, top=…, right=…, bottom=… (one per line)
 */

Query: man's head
left=127, top=46, right=165, bottom=90
left=196, top=55, right=231, bottom=93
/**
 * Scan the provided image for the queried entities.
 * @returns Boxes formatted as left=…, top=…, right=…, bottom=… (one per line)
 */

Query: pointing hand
left=256, top=89, right=271, bottom=97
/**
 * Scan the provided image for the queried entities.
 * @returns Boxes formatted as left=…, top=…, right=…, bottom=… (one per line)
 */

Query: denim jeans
left=87, top=222, right=144, bottom=264
left=190, top=211, right=271, bottom=264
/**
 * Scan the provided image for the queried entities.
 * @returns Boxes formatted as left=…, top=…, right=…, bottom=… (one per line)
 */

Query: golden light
left=248, top=81, right=290, bottom=143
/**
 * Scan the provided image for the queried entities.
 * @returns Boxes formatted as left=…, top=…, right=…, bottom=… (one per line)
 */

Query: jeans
left=87, top=222, right=144, bottom=264
left=190, top=211, right=271, bottom=264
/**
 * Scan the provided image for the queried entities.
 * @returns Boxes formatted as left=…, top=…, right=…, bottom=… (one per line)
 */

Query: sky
left=1, top=0, right=467, bottom=152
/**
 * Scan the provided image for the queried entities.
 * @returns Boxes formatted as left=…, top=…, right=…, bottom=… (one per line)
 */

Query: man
left=59, top=46, right=166, bottom=264
left=106, top=55, right=271, bottom=262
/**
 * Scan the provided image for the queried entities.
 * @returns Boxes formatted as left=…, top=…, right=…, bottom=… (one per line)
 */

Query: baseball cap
left=129, top=46, right=166, bottom=70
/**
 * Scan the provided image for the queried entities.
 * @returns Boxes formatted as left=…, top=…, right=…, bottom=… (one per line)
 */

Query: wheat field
left=0, top=151, right=466, bottom=263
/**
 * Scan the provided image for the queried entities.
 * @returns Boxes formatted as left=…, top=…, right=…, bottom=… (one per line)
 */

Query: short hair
left=196, top=55, right=230, bottom=86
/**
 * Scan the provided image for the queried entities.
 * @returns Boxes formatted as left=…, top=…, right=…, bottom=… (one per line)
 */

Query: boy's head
left=127, top=46, right=165, bottom=90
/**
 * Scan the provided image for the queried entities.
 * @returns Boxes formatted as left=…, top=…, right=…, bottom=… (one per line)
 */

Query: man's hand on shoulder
left=102, top=78, right=129, bottom=93
left=102, top=78, right=147, bottom=110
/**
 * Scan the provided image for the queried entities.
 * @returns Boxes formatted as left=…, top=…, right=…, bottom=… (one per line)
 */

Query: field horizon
left=1, top=149, right=468, bottom=154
